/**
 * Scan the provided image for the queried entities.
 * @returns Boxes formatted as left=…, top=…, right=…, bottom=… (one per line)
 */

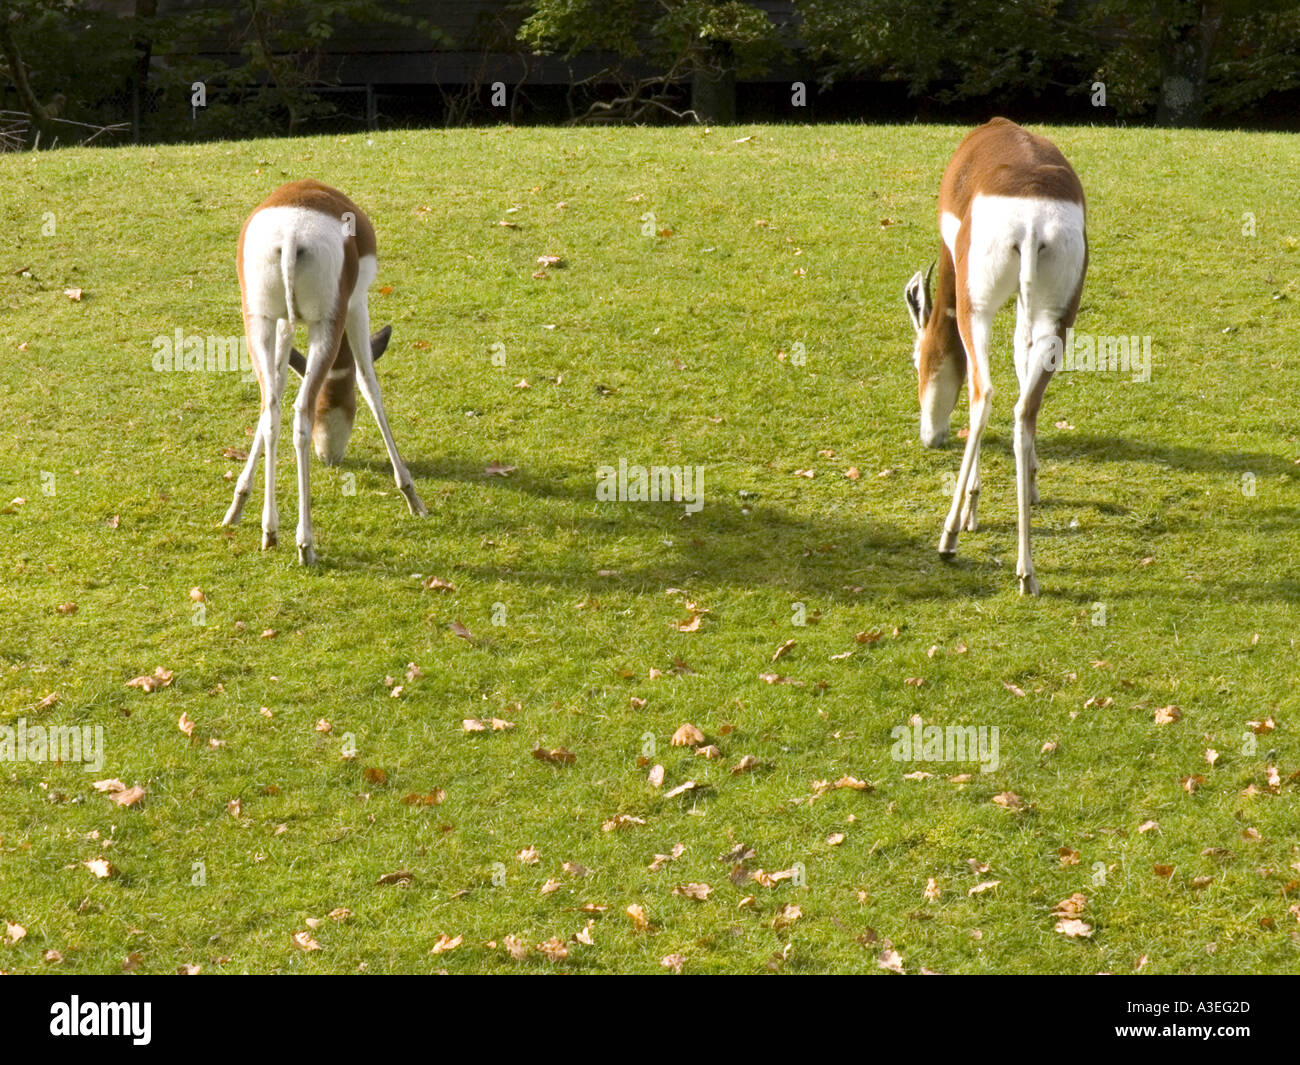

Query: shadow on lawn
left=337, top=454, right=1004, bottom=603
left=336, top=437, right=1300, bottom=605
left=1052, top=432, right=1298, bottom=478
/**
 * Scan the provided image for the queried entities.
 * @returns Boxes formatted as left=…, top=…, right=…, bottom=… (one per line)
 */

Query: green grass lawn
left=1, top=122, right=1298, bottom=974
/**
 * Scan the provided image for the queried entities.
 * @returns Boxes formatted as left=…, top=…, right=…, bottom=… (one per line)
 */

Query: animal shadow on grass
left=337, top=454, right=1000, bottom=603
left=339, top=432, right=1300, bottom=605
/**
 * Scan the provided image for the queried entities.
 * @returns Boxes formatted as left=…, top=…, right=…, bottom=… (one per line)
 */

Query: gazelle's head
left=904, top=263, right=964, bottom=448
left=289, top=325, right=391, bottom=465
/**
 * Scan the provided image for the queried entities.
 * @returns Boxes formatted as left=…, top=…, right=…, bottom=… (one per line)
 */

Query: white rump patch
left=940, top=211, right=961, bottom=259
left=242, top=206, right=349, bottom=324
left=965, top=195, right=1085, bottom=313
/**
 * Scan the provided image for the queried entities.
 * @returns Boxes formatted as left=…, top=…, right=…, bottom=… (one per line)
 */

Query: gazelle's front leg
left=939, top=309, right=994, bottom=557
left=347, top=302, right=427, bottom=518
left=222, top=431, right=264, bottom=526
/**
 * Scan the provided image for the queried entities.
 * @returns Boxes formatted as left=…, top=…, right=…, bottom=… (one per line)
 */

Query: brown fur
left=918, top=118, right=1085, bottom=407
left=236, top=180, right=376, bottom=446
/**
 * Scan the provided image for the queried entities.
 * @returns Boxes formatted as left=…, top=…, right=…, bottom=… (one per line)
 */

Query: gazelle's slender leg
left=292, top=320, right=342, bottom=565
left=960, top=451, right=981, bottom=532
left=258, top=318, right=294, bottom=549
left=1013, top=317, right=1059, bottom=596
left=940, top=307, right=994, bottom=557
left=1013, top=300, right=1040, bottom=503
left=347, top=299, right=427, bottom=517
left=223, top=432, right=263, bottom=526
left=223, top=313, right=277, bottom=527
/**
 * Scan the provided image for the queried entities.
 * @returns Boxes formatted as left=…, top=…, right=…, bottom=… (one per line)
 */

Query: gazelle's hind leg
left=1013, top=300, right=1040, bottom=504
left=1013, top=315, right=1060, bottom=596
left=347, top=298, right=427, bottom=518
left=257, top=319, right=292, bottom=549
left=292, top=319, right=343, bottom=565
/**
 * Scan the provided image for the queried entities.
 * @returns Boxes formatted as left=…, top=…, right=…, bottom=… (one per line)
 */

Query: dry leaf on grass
left=600, top=814, right=646, bottom=831
left=376, top=870, right=414, bottom=886
left=84, top=858, right=113, bottom=879
left=126, top=667, right=174, bottom=692
left=773, top=903, right=802, bottom=929
left=1054, top=918, right=1093, bottom=938
left=430, top=934, right=462, bottom=954
left=532, top=745, right=576, bottom=766
left=772, top=639, right=797, bottom=662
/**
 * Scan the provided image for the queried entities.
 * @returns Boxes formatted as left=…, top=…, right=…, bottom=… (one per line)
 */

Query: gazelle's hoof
left=222, top=495, right=248, bottom=526
left=402, top=484, right=427, bottom=517
left=938, top=529, right=959, bottom=557
left=262, top=530, right=277, bottom=550
left=298, top=543, right=317, bottom=566
left=1018, top=574, right=1039, bottom=597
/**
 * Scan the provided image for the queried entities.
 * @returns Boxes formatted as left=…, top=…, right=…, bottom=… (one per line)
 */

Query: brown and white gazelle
left=905, top=118, right=1087, bottom=595
left=222, top=180, right=426, bottom=563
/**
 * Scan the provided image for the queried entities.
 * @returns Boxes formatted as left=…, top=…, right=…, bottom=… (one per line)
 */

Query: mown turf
left=1, top=122, right=1298, bottom=974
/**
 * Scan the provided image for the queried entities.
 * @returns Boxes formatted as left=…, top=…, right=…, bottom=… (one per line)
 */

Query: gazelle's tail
left=1018, top=225, right=1038, bottom=313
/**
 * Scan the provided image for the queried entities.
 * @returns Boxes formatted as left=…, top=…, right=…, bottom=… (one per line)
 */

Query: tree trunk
left=131, top=0, right=159, bottom=142
left=691, top=40, right=736, bottom=124
left=1156, top=0, right=1224, bottom=127
left=0, top=15, right=53, bottom=146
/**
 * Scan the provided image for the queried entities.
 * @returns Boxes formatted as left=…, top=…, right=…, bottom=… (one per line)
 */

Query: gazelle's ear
left=288, top=325, right=393, bottom=378
left=370, top=324, right=392, bottom=363
left=904, top=271, right=930, bottom=334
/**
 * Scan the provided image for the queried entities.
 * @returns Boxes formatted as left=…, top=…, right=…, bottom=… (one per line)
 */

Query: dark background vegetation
left=2, top=0, right=1298, bottom=148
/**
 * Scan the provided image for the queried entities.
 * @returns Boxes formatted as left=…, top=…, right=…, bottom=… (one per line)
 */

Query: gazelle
left=905, top=118, right=1087, bottom=595
left=222, top=180, right=426, bottom=563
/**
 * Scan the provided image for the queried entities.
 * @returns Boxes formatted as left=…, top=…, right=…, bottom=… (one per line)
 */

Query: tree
left=1086, top=0, right=1300, bottom=126
left=795, top=0, right=1083, bottom=105
left=518, top=0, right=784, bottom=123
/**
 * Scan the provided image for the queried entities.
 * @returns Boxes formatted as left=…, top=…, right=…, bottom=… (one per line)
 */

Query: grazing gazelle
left=222, top=180, right=426, bottom=563
left=905, top=117, right=1087, bottom=595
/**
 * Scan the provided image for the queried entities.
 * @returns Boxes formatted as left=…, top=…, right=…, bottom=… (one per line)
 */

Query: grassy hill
left=1, top=122, right=1298, bottom=973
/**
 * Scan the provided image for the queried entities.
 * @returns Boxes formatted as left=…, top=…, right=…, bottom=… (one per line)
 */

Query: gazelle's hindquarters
left=224, top=180, right=426, bottom=565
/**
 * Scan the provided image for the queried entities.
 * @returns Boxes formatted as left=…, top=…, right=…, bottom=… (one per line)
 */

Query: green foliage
left=519, top=0, right=783, bottom=79
left=1086, top=0, right=1300, bottom=120
left=796, top=0, right=1079, bottom=101
left=795, top=0, right=1300, bottom=123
